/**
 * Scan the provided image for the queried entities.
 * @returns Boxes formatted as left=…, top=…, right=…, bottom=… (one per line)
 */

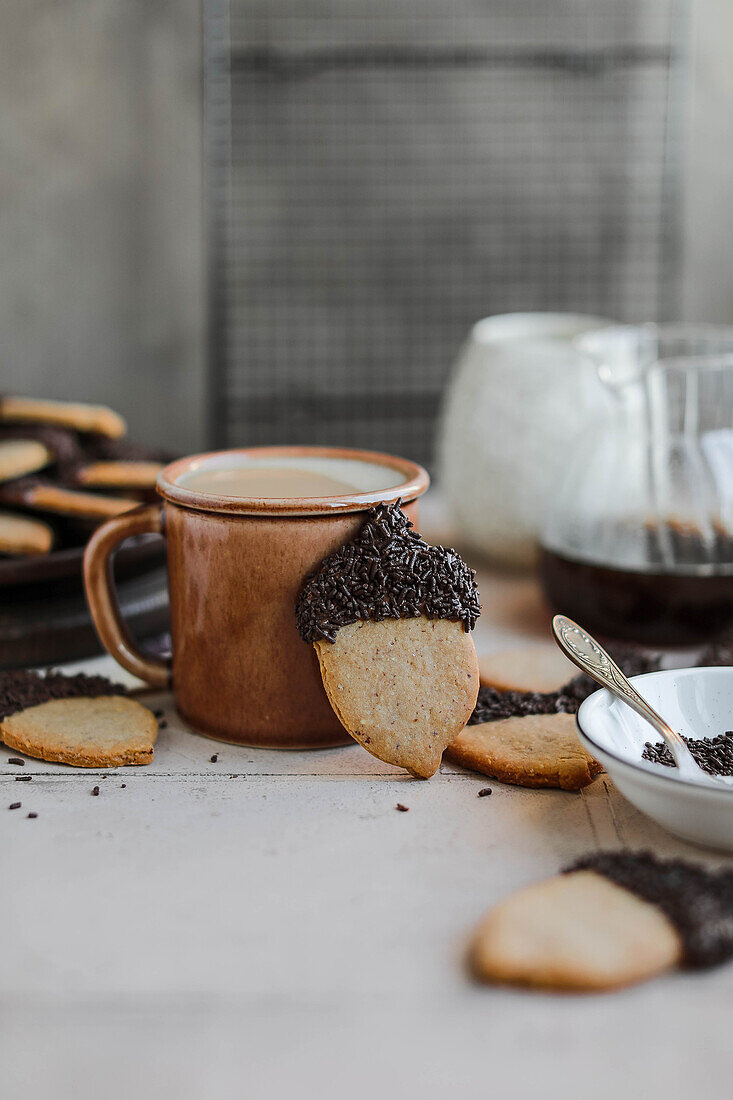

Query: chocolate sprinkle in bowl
left=577, top=667, right=733, bottom=851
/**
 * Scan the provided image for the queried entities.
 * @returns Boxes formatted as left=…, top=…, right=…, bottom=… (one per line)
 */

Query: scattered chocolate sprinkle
left=7, top=757, right=24, bottom=766
left=14, top=776, right=31, bottom=782
left=567, top=851, right=733, bottom=968
left=478, top=787, right=492, bottom=797
left=91, top=785, right=100, bottom=796
left=121, top=783, right=126, bottom=789
left=642, top=730, right=733, bottom=776
left=295, top=502, right=480, bottom=643
left=153, top=709, right=164, bottom=719
left=9, top=802, right=20, bottom=810
left=210, top=754, right=218, bottom=763
left=470, top=647, right=661, bottom=725
left=0, top=669, right=125, bottom=722
left=159, top=720, right=168, bottom=729
left=27, top=812, right=37, bottom=819
left=395, top=803, right=409, bottom=812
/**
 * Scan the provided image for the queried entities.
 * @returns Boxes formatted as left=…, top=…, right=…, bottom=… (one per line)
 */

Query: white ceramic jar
left=436, top=312, right=611, bottom=569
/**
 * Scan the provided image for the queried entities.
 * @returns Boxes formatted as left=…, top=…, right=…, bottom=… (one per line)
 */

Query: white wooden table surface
left=2, top=498, right=731, bottom=1100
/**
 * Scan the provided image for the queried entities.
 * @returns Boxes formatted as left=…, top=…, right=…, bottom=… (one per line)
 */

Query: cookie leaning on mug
left=471, top=852, right=733, bottom=992
left=296, top=502, right=480, bottom=778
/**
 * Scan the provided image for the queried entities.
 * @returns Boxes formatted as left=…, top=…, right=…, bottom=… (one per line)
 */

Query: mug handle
left=83, top=504, right=171, bottom=688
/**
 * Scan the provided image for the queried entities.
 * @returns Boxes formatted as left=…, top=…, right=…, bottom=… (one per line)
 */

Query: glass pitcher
left=540, top=324, right=733, bottom=645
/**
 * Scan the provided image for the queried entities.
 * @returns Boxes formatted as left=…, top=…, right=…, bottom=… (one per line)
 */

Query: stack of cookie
left=0, top=395, right=164, bottom=557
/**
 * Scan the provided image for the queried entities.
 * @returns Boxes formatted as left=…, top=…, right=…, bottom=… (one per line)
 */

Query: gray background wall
left=681, top=0, right=733, bottom=323
left=0, top=0, right=204, bottom=455
left=0, top=1, right=730, bottom=456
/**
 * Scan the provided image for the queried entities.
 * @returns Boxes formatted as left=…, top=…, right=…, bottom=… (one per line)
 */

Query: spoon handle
left=552, top=614, right=698, bottom=776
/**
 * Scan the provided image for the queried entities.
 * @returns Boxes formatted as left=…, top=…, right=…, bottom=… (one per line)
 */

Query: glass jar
left=540, top=324, right=733, bottom=645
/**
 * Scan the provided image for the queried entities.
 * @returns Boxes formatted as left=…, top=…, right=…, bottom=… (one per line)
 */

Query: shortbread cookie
left=74, top=460, right=163, bottom=490
left=0, top=423, right=85, bottom=469
left=296, top=502, right=480, bottom=778
left=479, top=646, right=577, bottom=693
left=0, top=511, right=54, bottom=556
left=471, top=852, right=733, bottom=991
left=0, top=478, right=138, bottom=519
left=316, top=617, right=479, bottom=778
left=0, top=396, right=126, bottom=438
left=1, top=695, right=158, bottom=767
left=479, top=645, right=660, bottom=700
left=472, top=870, right=680, bottom=991
left=0, top=440, right=53, bottom=483
left=446, top=712, right=602, bottom=788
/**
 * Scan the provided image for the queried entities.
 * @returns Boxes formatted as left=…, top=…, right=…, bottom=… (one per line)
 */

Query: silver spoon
left=552, top=614, right=729, bottom=786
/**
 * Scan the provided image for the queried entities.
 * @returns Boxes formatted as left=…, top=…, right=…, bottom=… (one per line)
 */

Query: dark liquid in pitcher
left=540, top=523, right=733, bottom=646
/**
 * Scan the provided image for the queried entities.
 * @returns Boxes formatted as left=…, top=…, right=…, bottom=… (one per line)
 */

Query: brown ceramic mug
left=83, top=446, right=429, bottom=748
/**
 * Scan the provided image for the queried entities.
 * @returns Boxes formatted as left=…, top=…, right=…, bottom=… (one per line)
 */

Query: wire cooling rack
left=205, top=1, right=689, bottom=467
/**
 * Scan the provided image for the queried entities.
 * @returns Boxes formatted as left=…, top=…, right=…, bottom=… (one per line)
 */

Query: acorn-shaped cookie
left=296, top=503, right=480, bottom=778
left=0, top=668, right=158, bottom=767
left=471, top=851, right=733, bottom=992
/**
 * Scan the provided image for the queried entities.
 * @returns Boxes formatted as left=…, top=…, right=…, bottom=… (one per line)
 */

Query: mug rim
left=157, top=445, right=430, bottom=516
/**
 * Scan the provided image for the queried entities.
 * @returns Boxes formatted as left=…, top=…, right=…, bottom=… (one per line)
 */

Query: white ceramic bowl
left=576, top=667, right=733, bottom=851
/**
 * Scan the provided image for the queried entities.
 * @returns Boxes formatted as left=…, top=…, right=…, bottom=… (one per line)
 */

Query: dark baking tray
left=0, top=533, right=164, bottom=596
left=0, top=563, right=170, bottom=669
left=0, top=533, right=169, bottom=668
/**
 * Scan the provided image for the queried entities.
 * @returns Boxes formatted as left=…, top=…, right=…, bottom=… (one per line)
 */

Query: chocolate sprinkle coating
left=469, top=647, right=661, bottom=725
left=0, top=668, right=126, bottom=721
left=295, top=502, right=480, bottom=644
left=468, top=684, right=579, bottom=724
left=642, top=730, right=733, bottom=776
left=566, top=851, right=733, bottom=969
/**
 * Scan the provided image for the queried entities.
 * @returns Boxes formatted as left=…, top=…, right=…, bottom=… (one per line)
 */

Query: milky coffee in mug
left=84, top=447, right=430, bottom=749
left=181, top=465, right=359, bottom=499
